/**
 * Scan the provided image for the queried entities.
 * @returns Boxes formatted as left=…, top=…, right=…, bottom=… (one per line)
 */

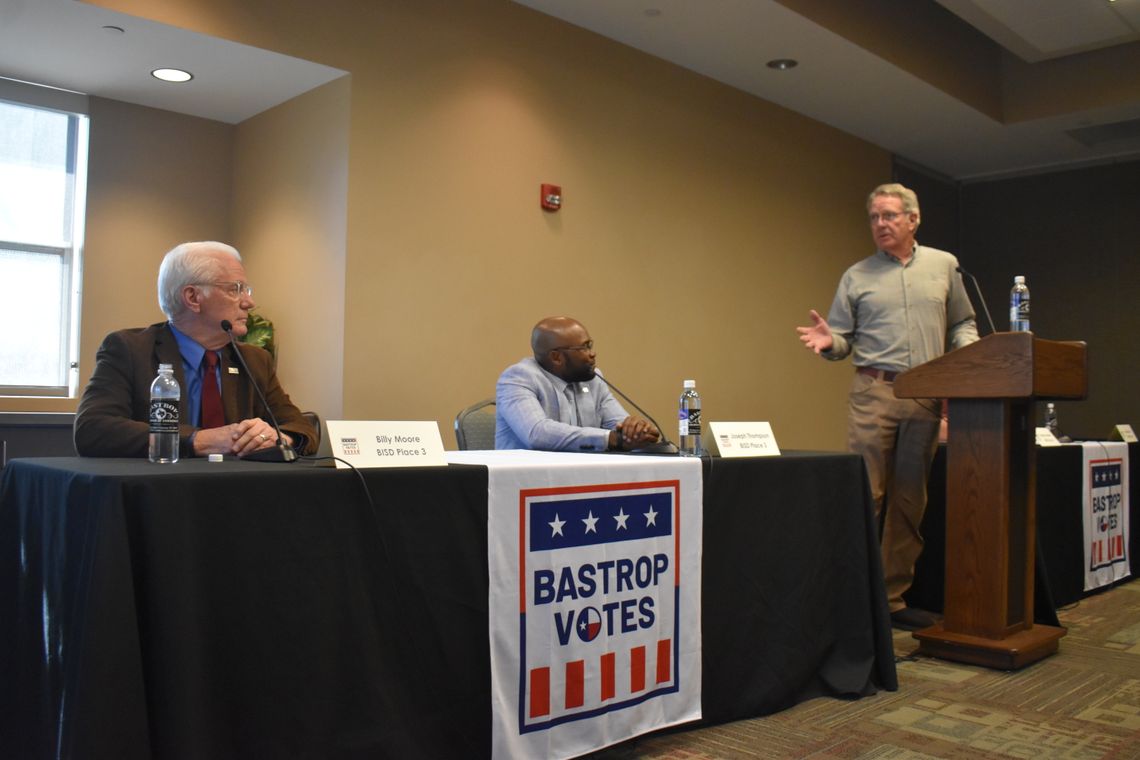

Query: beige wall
left=232, top=77, right=351, bottom=420
left=56, top=0, right=893, bottom=450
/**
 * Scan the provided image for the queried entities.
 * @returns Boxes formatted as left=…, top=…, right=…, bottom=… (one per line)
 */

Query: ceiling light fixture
left=766, top=59, right=798, bottom=71
left=151, top=68, right=193, bottom=83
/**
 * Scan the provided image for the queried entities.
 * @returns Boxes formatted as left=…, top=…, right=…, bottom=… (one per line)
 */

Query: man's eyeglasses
left=197, top=281, right=254, bottom=298
left=868, top=211, right=907, bottom=224
left=553, top=340, right=594, bottom=353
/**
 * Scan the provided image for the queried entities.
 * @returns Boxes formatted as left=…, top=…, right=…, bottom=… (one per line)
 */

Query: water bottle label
left=149, top=399, right=180, bottom=434
left=679, top=408, right=701, bottom=437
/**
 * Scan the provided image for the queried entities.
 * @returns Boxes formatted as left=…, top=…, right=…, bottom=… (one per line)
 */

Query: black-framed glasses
left=553, top=340, right=594, bottom=353
left=197, top=281, right=253, bottom=298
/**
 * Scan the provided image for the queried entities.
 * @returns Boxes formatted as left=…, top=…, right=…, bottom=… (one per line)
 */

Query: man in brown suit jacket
left=75, top=241, right=316, bottom=458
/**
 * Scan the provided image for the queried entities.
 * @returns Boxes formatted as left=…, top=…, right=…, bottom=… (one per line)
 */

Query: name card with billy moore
left=325, top=420, right=447, bottom=468
left=708, top=421, right=781, bottom=457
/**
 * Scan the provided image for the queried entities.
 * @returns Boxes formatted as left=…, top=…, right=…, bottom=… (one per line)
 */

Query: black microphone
left=220, top=319, right=298, bottom=463
left=956, top=266, right=997, bottom=336
left=593, top=371, right=679, bottom=455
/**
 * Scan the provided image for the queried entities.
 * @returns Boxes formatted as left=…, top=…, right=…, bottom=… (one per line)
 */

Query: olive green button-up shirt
left=823, top=245, right=979, bottom=372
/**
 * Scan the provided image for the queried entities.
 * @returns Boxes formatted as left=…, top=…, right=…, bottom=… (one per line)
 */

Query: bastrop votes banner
left=1080, top=442, right=1131, bottom=592
left=447, top=450, right=702, bottom=759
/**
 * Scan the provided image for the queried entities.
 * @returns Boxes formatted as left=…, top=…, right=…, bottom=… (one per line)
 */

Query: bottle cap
left=683, top=379, right=696, bottom=388
left=1014, top=275, right=1025, bottom=284
left=158, top=362, right=173, bottom=371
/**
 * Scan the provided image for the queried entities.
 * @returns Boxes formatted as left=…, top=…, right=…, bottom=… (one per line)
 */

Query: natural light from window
left=0, top=94, right=88, bottom=397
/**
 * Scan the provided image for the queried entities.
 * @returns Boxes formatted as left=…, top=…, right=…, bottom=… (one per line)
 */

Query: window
left=0, top=80, right=89, bottom=397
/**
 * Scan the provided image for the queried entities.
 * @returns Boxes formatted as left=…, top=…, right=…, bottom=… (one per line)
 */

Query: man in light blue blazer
left=495, top=316, right=661, bottom=452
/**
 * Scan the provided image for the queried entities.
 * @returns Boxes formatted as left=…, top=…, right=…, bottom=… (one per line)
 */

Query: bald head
left=532, top=316, right=583, bottom=356
left=531, top=316, right=596, bottom=381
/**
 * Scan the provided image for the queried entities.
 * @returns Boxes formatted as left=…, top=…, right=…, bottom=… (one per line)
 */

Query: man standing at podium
left=796, top=184, right=978, bottom=630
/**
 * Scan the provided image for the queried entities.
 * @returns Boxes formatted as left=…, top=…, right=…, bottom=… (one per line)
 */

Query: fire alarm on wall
left=540, top=184, right=561, bottom=211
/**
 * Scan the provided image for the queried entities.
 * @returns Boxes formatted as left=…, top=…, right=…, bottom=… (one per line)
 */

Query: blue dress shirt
left=168, top=322, right=219, bottom=427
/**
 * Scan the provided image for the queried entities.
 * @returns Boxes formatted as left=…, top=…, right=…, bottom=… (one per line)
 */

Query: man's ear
left=546, top=349, right=564, bottom=371
left=181, top=284, right=203, bottom=314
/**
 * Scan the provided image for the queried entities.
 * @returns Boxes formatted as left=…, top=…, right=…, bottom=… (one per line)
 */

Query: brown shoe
left=890, top=607, right=939, bottom=631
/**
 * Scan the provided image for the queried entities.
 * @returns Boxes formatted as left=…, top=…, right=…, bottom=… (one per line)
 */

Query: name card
left=325, top=420, right=447, bottom=468
left=709, top=421, right=781, bottom=457
left=1035, top=427, right=1062, bottom=447
left=1111, top=424, right=1138, bottom=443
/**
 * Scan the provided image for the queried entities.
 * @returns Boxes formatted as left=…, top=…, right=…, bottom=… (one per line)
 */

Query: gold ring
left=259, top=434, right=268, bottom=441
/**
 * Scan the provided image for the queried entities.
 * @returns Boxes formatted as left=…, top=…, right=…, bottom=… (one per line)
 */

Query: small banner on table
left=1081, top=442, right=1131, bottom=591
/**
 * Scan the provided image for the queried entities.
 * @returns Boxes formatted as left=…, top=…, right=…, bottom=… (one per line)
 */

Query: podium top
left=894, top=332, right=1087, bottom=400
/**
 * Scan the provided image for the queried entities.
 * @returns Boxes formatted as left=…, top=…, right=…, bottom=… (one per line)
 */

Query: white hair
left=157, top=241, right=241, bottom=320
left=867, top=183, right=921, bottom=227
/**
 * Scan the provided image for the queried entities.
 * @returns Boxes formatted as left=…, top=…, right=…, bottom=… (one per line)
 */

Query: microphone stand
left=956, top=266, right=997, bottom=335
left=220, top=320, right=298, bottom=462
left=593, top=372, right=679, bottom=455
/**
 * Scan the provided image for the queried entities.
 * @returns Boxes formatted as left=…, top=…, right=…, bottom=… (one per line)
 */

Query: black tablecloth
left=1, top=452, right=894, bottom=758
left=700, top=453, right=896, bottom=723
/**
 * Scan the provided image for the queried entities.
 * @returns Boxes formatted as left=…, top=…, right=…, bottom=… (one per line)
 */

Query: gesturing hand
left=795, top=309, right=834, bottom=354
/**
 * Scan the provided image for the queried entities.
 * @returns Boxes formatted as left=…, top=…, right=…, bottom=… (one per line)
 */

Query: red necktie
left=201, top=350, right=225, bottom=429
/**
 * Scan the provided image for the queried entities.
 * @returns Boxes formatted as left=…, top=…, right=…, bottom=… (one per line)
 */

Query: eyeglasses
left=553, top=340, right=594, bottom=353
left=868, top=211, right=907, bottom=224
left=197, top=281, right=254, bottom=298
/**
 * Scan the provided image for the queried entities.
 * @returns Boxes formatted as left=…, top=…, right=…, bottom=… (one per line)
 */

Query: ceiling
left=0, top=0, right=344, bottom=124
left=1, top=0, right=1138, bottom=180
left=512, top=0, right=1140, bottom=180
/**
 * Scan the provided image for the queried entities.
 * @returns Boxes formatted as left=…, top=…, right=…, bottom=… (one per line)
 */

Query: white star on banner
left=583, top=511, right=599, bottom=534
left=549, top=514, right=565, bottom=537
left=645, top=505, right=658, bottom=526
left=614, top=508, right=629, bottom=530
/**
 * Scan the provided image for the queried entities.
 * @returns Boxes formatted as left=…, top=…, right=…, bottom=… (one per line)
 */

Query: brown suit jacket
left=74, top=322, right=317, bottom=457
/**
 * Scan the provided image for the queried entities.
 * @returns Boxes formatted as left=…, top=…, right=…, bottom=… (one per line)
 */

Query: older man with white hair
left=75, top=241, right=316, bottom=458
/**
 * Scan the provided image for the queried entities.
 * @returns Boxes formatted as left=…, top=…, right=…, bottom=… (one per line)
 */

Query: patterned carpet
left=590, top=579, right=1140, bottom=759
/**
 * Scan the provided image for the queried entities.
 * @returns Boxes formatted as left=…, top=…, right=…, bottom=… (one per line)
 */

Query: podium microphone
left=593, top=372, right=679, bottom=455
left=220, top=319, right=297, bottom=463
left=956, top=266, right=997, bottom=335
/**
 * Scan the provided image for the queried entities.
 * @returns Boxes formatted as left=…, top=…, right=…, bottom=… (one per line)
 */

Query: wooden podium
left=894, top=332, right=1087, bottom=669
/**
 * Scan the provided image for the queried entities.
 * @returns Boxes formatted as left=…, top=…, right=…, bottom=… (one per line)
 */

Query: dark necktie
left=201, top=350, right=225, bottom=429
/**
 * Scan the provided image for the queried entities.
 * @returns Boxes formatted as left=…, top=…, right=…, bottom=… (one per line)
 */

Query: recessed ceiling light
left=151, top=68, right=193, bottom=83
left=766, top=59, right=798, bottom=71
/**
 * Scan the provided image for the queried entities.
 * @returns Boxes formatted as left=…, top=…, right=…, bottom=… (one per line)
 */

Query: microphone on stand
left=593, top=371, right=679, bottom=455
left=956, top=266, right=997, bottom=335
left=220, top=319, right=298, bottom=463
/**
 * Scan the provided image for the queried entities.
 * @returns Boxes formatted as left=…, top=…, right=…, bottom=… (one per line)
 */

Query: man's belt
left=855, top=366, right=900, bottom=383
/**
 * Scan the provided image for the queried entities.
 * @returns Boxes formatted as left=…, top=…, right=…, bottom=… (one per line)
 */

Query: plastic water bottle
left=1044, top=402, right=1058, bottom=437
left=678, top=380, right=701, bottom=457
left=1010, top=276, right=1030, bottom=332
left=1044, top=402, right=1070, bottom=442
left=149, top=363, right=180, bottom=463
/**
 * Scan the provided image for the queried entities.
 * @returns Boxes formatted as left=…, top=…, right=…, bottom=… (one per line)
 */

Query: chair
left=301, top=410, right=322, bottom=452
left=454, top=399, right=496, bottom=450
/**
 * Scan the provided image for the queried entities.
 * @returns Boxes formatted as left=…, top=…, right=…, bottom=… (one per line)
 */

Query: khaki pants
left=847, top=372, right=940, bottom=612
